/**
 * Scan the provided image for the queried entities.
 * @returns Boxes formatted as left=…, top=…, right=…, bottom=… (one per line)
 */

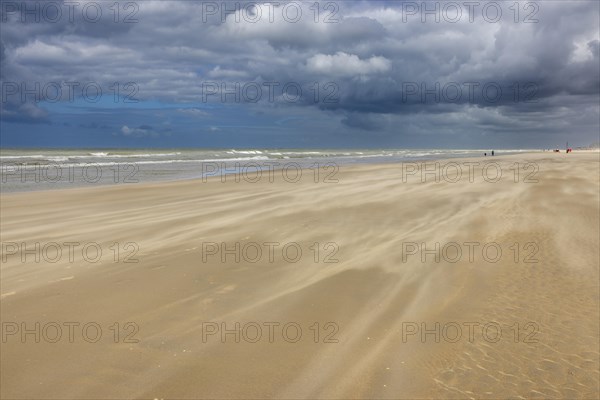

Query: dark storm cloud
left=0, top=0, right=598, bottom=146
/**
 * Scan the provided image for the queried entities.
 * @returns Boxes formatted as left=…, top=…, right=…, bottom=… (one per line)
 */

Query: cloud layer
left=1, top=0, right=599, bottom=148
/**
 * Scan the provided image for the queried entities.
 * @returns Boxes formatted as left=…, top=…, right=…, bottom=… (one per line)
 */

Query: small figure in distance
left=484, top=153, right=487, bottom=156
left=491, top=150, right=495, bottom=156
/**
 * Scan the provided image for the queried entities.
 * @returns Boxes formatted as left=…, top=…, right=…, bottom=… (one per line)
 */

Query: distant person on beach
left=491, top=150, right=495, bottom=156
left=484, top=153, right=487, bottom=156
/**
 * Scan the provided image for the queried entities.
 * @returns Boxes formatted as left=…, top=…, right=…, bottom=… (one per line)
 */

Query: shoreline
left=0, top=150, right=551, bottom=195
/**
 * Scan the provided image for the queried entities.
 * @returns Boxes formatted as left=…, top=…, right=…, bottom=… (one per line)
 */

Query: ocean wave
left=0, top=149, right=542, bottom=169
left=0, top=155, right=47, bottom=159
left=9, top=155, right=273, bottom=169
left=227, top=150, right=264, bottom=155
left=82, top=152, right=183, bottom=158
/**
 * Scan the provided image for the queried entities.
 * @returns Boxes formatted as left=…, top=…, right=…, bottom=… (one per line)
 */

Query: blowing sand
left=1, top=153, right=599, bottom=399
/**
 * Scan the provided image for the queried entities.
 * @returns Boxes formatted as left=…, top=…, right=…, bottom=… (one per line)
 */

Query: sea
left=0, top=148, right=538, bottom=192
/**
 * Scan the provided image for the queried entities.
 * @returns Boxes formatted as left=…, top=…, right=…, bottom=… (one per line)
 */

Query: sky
left=1, top=0, right=599, bottom=149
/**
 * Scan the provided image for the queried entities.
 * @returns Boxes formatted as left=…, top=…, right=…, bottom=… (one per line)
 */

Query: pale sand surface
left=1, top=153, right=599, bottom=399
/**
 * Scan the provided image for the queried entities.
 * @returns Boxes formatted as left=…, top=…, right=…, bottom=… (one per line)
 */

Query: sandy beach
left=1, top=152, right=598, bottom=399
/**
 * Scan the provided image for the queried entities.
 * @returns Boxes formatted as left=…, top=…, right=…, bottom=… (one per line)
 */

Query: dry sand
left=1, top=152, right=599, bottom=399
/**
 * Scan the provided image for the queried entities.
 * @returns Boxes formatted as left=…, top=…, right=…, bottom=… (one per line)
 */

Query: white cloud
left=121, top=125, right=156, bottom=138
left=207, top=66, right=248, bottom=79
left=177, top=108, right=210, bottom=117
left=306, top=52, right=391, bottom=77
